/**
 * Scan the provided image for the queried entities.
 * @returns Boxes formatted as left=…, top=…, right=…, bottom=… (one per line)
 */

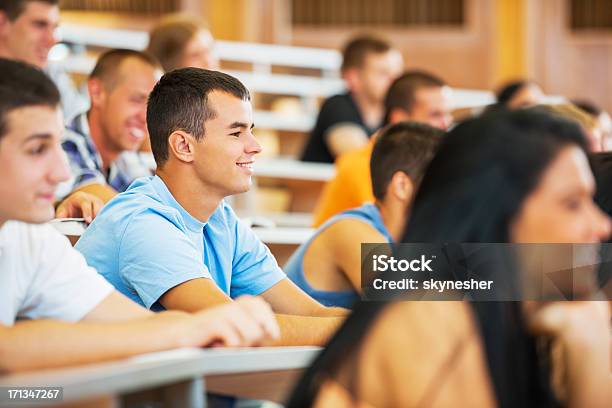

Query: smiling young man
left=0, top=58, right=280, bottom=373
left=76, top=68, right=346, bottom=346
left=0, top=0, right=88, bottom=120
left=0, top=0, right=104, bottom=219
left=58, top=49, right=162, bottom=203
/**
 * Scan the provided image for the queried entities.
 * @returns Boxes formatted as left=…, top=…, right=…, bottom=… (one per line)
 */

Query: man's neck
left=377, top=199, right=409, bottom=242
left=351, top=92, right=383, bottom=129
left=157, top=167, right=222, bottom=223
left=87, top=110, right=119, bottom=171
left=0, top=47, right=15, bottom=63
left=0, top=48, right=45, bottom=70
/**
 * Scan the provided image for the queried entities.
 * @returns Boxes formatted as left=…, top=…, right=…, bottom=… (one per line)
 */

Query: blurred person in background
left=286, top=122, right=442, bottom=308
left=0, top=0, right=87, bottom=120
left=312, top=70, right=452, bottom=226
left=573, top=99, right=612, bottom=151
left=147, top=14, right=219, bottom=72
left=301, top=35, right=403, bottom=163
left=486, top=79, right=544, bottom=112
left=533, top=103, right=602, bottom=152
left=58, top=49, right=162, bottom=204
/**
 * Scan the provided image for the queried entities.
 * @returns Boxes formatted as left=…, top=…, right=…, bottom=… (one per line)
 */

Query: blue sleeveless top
left=284, top=203, right=393, bottom=308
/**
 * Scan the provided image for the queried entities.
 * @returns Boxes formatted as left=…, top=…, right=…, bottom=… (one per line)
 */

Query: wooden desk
left=0, top=347, right=320, bottom=407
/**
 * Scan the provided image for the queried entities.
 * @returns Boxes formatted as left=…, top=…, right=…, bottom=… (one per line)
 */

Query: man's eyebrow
left=32, top=18, right=57, bottom=27
left=22, top=133, right=52, bottom=144
left=227, top=122, right=255, bottom=129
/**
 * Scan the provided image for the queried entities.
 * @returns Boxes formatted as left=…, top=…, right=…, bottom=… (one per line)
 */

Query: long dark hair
left=588, top=152, right=612, bottom=296
left=287, top=110, right=587, bottom=408
left=404, top=109, right=587, bottom=242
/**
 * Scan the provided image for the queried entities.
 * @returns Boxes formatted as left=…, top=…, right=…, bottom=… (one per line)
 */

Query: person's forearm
left=74, top=183, right=118, bottom=204
left=564, top=336, right=611, bottom=408
left=0, top=312, right=189, bottom=373
left=318, top=306, right=350, bottom=317
left=273, top=314, right=343, bottom=346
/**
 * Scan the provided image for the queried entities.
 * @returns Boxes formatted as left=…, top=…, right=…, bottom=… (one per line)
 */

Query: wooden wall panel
left=290, top=0, right=463, bottom=26
left=289, top=0, right=496, bottom=90
left=526, top=0, right=612, bottom=113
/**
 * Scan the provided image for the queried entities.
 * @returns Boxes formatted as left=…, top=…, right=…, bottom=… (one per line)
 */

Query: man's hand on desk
left=180, top=296, right=281, bottom=348
left=56, top=191, right=104, bottom=223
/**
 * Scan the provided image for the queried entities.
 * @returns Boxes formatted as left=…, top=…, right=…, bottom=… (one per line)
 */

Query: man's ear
left=388, top=171, right=414, bottom=203
left=168, top=130, right=196, bottom=163
left=343, top=68, right=362, bottom=92
left=87, top=78, right=107, bottom=109
left=388, top=108, right=411, bottom=124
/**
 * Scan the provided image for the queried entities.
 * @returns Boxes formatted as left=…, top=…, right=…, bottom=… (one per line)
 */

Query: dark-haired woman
left=288, top=110, right=611, bottom=408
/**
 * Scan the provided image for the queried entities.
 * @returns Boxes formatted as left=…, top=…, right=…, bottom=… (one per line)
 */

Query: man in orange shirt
left=312, top=70, right=453, bottom=226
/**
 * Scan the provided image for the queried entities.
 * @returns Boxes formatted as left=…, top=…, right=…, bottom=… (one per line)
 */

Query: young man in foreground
left=77, top=68, right=347, bottom=346
left=0, top=58, right=279, bottom=373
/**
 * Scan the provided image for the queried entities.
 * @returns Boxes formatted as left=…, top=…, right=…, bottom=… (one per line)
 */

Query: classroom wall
left=224, top=0, right=530, bottom=91
left=61, top=0, right=612, bottom=112
left=526, top=0, right=612, bottom=113
left=287, top=0, right=498, bottom=90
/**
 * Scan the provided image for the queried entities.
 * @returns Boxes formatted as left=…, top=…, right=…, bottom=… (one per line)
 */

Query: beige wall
left=62, top=0, right=612, bottom=112
left=287, top=0, right=497, bottom=90
left=526, top=0, right=612, bottom=113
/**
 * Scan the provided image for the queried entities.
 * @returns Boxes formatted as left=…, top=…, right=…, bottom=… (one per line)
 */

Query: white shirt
left=0, top=221, right=113, bottom=326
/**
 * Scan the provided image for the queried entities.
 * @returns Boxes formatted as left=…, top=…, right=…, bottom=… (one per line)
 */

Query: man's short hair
left=0, top=57, right=59, bottom=141
left=370, top=121, right=443, bottom=200
left=572, top=99, right=603, bottom=117
left=383, top=70, right=446, bottom=124
left=147, top=67, right=250, bottom=167
left=531, top=103, right=597, bottom=132
left=0, top=0, right=58, bottom=20
left=341, top=35, right=391, bottom=73
left=90, top=49, right=160, bottom=90
left=146, top=14, right=205, bottom=73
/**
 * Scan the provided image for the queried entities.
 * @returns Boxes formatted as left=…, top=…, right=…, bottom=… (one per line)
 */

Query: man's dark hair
left=572, top=99, right=603, bottom=117
left=495, top=80, right=534, bottom=106
left=383, top=70, right=446, bottom=125
left=147, top=67, right=250, bottom=167
left=0, top=57, right=59, bottom=141
left=341, top=35, right=391, bottom=73
left=90, top=49, right=160, bottom=90
left=370, top=121, right=443, bottom=200
left=0, top=0, right=58, bottom=20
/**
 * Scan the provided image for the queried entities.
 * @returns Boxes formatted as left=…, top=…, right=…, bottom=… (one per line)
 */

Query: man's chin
left=24, top=207, right=55, bottom=224
left=32, top=55, right=48, bottom=70
left=231, top=183, right=252, bottom=196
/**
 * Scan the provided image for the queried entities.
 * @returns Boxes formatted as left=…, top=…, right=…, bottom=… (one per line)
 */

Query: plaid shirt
left=58, top=113, right=150, bottom=199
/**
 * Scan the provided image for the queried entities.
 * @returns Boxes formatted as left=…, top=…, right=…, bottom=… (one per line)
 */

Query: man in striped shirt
left=58, top=49, right=161, bottom=203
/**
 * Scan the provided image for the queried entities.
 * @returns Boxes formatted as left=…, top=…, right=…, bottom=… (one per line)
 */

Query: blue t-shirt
left=76, top=175, right=286, bottom=310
